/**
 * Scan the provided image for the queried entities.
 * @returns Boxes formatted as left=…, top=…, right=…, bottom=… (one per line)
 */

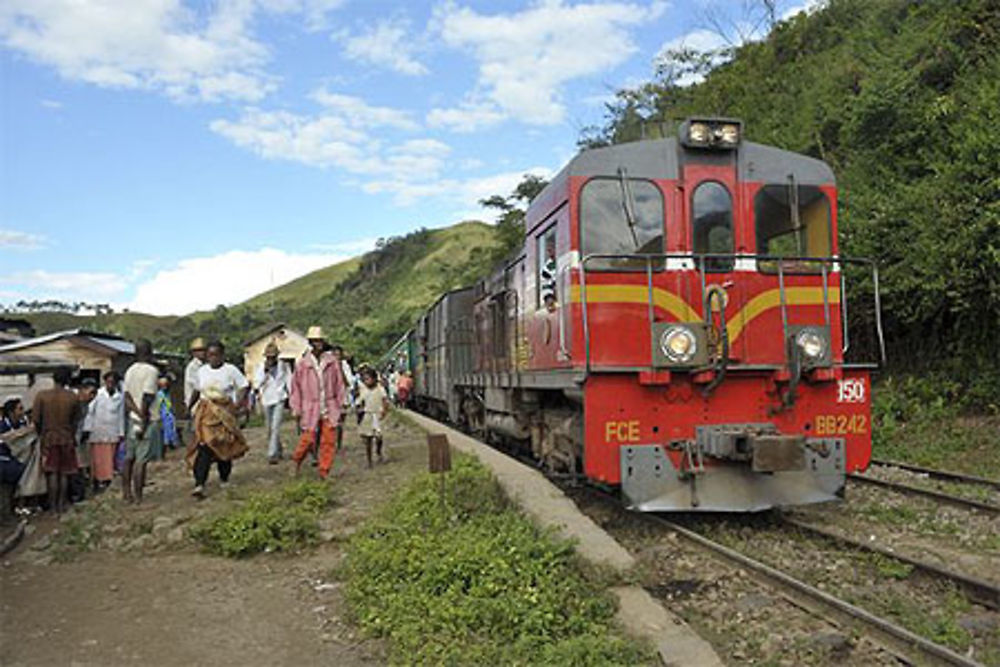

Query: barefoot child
left=357, top=368, right=389, bottom=468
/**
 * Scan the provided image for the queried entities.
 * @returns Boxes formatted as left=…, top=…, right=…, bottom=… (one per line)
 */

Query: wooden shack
left=243, top=323, right=308, bottom=387
left=0, top=329, right=180, bottom=402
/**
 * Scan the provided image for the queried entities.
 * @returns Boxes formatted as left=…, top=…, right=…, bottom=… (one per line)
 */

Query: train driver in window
left=540, top=231, right=558, bottom=312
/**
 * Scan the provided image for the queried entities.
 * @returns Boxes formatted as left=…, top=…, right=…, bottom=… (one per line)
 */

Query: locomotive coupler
left=695, top=423, right=806, bottom=472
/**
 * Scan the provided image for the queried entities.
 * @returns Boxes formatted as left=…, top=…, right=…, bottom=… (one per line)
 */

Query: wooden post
left=428, top=433, right=452, bottom=511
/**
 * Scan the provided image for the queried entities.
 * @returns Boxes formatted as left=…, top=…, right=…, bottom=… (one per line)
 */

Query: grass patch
left=865, top=553, right=913, bottom=580
left=52, top=503, right=106, bottom=562
left=872, top=377, right=1000, bottom=478
left=880, top=589, right=972, bottom=650
left=341, top=455, right=651, bottom=666
left=190, top=480, right=333, bottom=558
left=860, top=502, right=921, bottom=526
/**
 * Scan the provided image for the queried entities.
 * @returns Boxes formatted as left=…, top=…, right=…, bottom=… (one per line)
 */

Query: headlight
left=795, top=329, right=827, bottom=363
left=680, top=118, right=743, bottom=149
left=717, top=123, right=740, bottom=146
left=688, top=122, right=710, bottom=144
left=660, top=326, right=697, bottom=364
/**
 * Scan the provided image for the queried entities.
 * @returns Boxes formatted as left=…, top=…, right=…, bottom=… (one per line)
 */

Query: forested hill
left=18, top=221, right=500, bottom=362
left=589, top=0, right=999, bottom=404
left=231, top=221, right=500, bottom=360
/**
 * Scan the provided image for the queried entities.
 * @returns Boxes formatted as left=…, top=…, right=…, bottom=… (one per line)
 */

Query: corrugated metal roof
left=93, top=337, right=135, bottom=354
left=0, top=329, right=131, bottom=355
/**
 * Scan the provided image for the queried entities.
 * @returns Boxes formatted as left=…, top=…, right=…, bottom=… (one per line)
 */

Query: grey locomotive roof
left=563, top=137, right=835, bottom=185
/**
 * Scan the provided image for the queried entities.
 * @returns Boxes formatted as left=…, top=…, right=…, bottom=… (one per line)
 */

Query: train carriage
left=407, top=118, right=884, bottom=512
left=412, top=288, right=476, bottom=422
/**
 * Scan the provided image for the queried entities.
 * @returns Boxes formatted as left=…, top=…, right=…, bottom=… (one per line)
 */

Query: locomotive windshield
left=581, top=177, right=664, bottom=270
left=755, top=184, right=832, bottom=273
left=692, top=181, right=735, bottom=272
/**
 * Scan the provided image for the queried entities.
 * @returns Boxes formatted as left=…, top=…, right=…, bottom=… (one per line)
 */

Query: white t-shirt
left=254, top=361, right=290, bottom=407
left=85, top=386, right=124, bottom=442
left=184, top=357, right=203, bottom=406
left=358, top=384, right=387, bottom=435
left=197, top=363, right=249, bottom=403
left=124, top=361, right=160, bottom=425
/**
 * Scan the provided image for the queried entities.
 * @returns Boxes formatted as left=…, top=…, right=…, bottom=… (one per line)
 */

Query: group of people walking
left=180, top=325, right=389, bottom=499
left=0, top=325, right=390, bottom=517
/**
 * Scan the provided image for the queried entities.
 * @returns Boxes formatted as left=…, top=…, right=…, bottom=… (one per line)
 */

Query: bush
left=341, top=455, right=651, bottom=665
left=190, top=480, right=332, bottom=558
left=871, top=376, right=999, bottom=475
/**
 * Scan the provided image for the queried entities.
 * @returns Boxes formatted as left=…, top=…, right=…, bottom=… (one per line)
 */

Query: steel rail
left=576, top=487, right=983, bottom=667
left=848, top=473, right=1000, bottom=515
left=869, top=459, right=1000, bottom=491
left=781, top=516, right=1000, bottom=611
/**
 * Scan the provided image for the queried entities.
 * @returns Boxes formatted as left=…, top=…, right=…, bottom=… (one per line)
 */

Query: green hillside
left=588, top=0, right=1000, bottom=405
left=240, top=256, right=363, bottom=312
left=16, top=221, right=499, bottom=363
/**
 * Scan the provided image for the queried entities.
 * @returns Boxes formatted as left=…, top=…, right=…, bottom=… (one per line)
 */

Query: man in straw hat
left=184, top=337, right=207, bottom=413
left=289, top=326, right=345, bottom=479
left=254, top=341, right=290, bottom=464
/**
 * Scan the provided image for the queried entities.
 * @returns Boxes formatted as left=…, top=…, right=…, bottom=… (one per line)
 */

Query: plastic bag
left=114, top=438, right=126, bottom=473
left=15, top=435, right=46, bottom=498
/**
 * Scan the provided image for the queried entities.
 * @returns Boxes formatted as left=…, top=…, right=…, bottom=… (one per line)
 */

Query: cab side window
left=537, top=226, right=557, bottom=309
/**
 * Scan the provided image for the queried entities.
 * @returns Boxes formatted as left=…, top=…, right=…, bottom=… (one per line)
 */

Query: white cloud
left=338, top=16, right=428, bottom=76
left=0, top=0, right=345, bottom=104
left=210, top=107, right=371, bottom=168
left=426, top=102, right=505, bottom=133
left=364, top=166, right=553, bottom=208
left=431, top=0, right=666, bottom=127
left=309, top=89, right=419, bottom=130
left=210, top=98, right=450, bottom=187
left=40, top=99, right=62, bottom=109
left=129, top=247, right=356, bottom=315
left=0, top=269, right=124, bottom=297
left=654, top=28, right=731, bottom=86
left=782, top=0, right=826, bottom=20
left=0, top=229, right=46, bottom=250
left=0, top=243, right=369, bottom=315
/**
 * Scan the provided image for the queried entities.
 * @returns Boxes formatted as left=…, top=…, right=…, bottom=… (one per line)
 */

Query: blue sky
left=0, top=0, right=817, bottom=315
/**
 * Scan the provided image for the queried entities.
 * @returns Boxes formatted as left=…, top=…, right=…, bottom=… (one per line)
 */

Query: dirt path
left=1, top=414, right=427, bottom=666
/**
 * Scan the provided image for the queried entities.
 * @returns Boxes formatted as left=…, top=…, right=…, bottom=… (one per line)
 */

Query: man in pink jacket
left=289, top=326, right=345, bottom=479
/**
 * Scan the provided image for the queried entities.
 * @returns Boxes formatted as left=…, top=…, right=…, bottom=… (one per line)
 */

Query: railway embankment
left=402, top=410, right=724, bottom=667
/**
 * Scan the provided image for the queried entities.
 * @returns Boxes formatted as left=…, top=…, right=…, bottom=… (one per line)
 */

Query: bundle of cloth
left=186, top=386, right=248, bottom=469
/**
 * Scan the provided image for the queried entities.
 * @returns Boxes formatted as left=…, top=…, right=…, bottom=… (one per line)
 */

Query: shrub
left=190, top=480, right=332, bottom=558
left=341, top=455, right=651, bottom=665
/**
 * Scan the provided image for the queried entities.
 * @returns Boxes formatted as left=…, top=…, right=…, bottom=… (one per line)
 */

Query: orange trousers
left=293, top=418, right=337, bottom=478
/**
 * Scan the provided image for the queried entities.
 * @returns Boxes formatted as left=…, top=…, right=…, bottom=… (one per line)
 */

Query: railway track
left=584, top=492, right=987, bottom=666
left=847, top=472, right=1000, bottom=515
left=779, top=515, right=1000, bottom=611
left=869, top=459, right=1000, bottom=491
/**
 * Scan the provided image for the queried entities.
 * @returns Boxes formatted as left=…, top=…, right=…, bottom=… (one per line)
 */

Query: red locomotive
left=388, top=118, right=884, bottom=512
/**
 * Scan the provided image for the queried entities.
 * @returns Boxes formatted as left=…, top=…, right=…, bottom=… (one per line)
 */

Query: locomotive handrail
left=558, top=264, right=572, bottom=359
left=577, top=252, right=886, bottom=376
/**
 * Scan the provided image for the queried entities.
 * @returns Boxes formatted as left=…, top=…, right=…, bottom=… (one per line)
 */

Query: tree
left=481, top=173, right=549, bottom=262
